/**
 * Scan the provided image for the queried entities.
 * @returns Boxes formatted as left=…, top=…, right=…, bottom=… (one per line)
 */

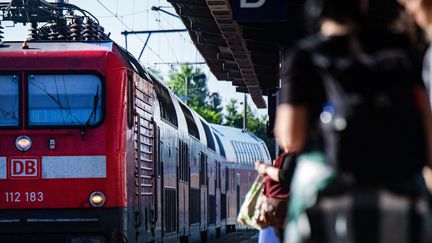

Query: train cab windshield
left=0, top=75, right=19, bottom=127
left=27, top=74, right=103, bottom=127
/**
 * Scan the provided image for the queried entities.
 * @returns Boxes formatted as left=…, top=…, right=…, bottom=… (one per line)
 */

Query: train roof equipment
left=0, top=0, right=110, bottom=44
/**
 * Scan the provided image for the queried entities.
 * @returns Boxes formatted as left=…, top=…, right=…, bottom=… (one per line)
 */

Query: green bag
left=237, top=175, right=265, bottom=230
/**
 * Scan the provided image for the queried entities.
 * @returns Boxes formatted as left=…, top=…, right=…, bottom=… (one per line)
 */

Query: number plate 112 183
left=4, top=192, right=44, bottom=203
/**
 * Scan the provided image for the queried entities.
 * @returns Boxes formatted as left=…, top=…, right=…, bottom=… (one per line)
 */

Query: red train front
left=0, top=41, right=134, bottom=242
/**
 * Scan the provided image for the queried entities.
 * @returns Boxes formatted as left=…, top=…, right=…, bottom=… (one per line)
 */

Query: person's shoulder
left=363, top=32, right=412, bottom=53
left=283, top=35, right=322, bottom=64
left=371, top=35, right=420, bottom=70
left=295, top=34, right=323, bottom=52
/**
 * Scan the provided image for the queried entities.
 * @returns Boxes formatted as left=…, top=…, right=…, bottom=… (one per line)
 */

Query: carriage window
left=179, top=102, right=200, bottom=139
left=213, top=132, right=226, bottom=158
left=225, top=168, right=229, bottom=191
left=256, top=144, right=264, bottom=161
left=0, top=75, right=19, bottom=127
left=232, top=142, right=241, bottom=164
left=200, top=153, right=207, bottom=186
left=246, top=143, right=254, bottom=164
left=28, top=74, right=102, bottom=127
left=179, top=139, right=190, bottom=182
left=154, top=84, right=177, bottom=127
left=200, top=120, right=215, bottom=151
left=217, top=163, right=221, bottom=189
left=232, top=142, right=238, bottom=162
left=262, top=143, right=270, bottom=161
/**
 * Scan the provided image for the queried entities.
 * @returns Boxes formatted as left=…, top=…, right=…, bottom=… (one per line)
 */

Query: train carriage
left=211, top=125, right=271, bottom=230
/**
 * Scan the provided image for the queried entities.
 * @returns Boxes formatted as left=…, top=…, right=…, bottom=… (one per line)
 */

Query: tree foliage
left=224, top=99, right=243, bottom=128
left=167, top=65, right=223, bottom=124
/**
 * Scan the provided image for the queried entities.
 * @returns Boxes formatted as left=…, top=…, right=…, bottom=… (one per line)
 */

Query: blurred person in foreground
left=274, top=0, right=432, bottom=242
left=400, top=0, right=432, bottom=191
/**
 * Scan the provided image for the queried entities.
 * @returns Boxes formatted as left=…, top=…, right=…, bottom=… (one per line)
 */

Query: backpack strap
left=308, top=53, right=352, bottom=119
left=304, top=43, right=375, bottom=129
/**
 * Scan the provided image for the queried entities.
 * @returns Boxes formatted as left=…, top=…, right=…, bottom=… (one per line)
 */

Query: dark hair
left=305, top=0, right=364, bottom=24
left=368, top=0, right=401, bottom=23
left=304, top=0, right=403, bottom=33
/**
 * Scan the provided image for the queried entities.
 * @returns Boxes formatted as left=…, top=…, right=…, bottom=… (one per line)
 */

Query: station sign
left=232, top=0, right=287, bottom=21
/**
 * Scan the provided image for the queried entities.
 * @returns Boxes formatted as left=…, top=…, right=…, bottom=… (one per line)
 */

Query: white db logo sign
left=9, top=159, right=39, bottom=178
left=240, top=0, right=266, bottom=8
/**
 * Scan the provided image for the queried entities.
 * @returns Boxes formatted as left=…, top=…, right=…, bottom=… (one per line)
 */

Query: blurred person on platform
left=274, top=0, right=432, bottom=242
left=400, top=0, right=432, bottom=191
left=255, top=151, right=296, bottom=243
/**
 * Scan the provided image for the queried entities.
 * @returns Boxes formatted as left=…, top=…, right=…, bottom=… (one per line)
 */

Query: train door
left=154, top=125, right=162, bottom=241
left=163, top=140, right=177, bottom=238
left=178, top=139, right=190, bottom=238
left=226, top=168, right=236, bottom=230
left=222, top=167, right=228, bottom=225
left=216, top=162, right=221, bottom=236
left=236, top=173, right=241, bottom=214
left=208, top=160, right=216, bottom=226
left=157, top=131, right=164, bottom=241
left=133, top=75, right=155, bottom=242
left=189, top=154, right=200, bottom=232
left=199, top=152, right=208, bottom=233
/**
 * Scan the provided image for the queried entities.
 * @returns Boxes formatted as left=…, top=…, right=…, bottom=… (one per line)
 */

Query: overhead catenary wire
left=96, top=0, right=130, bottom=29
left=153, top=10, right=179, bottom=63
left=116, top=0, right=118, bottom=16
left=95, top=0, right=166, bottom=63
left=132, top=0, right=136, bottom=29
left=158, top=11, right=192, bottom=45
left=96, top=0, right=207, bottom=76
left=156, top=11, right=206, bottom=65
left=96, top=9, right=150, bottom=18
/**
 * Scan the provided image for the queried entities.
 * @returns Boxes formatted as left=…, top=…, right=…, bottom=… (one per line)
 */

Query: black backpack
left=307, top=46, right=427, bottom=181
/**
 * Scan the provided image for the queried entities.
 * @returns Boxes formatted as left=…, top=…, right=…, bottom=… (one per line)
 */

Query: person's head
left=305, top=0, right=368, bottom=32
left=305, top=0, right=403, bottom=33
left=400, top=0, right=432, bottom=30
left=304, top=0, right=368, bottom=32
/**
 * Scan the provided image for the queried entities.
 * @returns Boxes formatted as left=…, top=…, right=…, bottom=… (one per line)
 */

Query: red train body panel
left=0, top=43, right=128, bottom=210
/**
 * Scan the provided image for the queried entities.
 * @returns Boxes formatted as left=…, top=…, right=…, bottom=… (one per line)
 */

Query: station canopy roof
left=168, top=0, right=304, bottom=108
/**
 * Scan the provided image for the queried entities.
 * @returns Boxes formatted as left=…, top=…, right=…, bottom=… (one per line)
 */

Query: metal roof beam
left=232, top=79, right=246, bottom=86
left=167, top=0, right=207, bottom=7
left=217, top=52, right=235, bottom=62
left=191, top=22, right=221, bottom=35
left=223, top=63, right=239, bottom=71
left=197, top=33, right=228, bottom=47
left=179, top=7, right=213, bottom=19
left=228, top=70, right=243, bottom=79
left=236, top=87, right=249, bottom=93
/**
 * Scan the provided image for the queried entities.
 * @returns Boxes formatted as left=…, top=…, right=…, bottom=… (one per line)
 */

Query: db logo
left=8, top=158, right=40, bottom=178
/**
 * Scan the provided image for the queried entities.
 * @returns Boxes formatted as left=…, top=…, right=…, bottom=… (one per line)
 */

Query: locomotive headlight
left=16, top=135, right=32, bottom=152
left=89, top=191, right=106, bottom=207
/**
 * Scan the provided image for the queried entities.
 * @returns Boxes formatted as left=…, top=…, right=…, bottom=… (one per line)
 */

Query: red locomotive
left=0, top=1, right=271, bottom=242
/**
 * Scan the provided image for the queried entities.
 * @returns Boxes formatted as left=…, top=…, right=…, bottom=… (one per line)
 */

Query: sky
left=2, top=0, right=268, bottom=118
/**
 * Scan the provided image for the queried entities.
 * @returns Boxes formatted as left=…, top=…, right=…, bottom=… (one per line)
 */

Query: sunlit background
left=2, top=0, right=268, bottom=117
